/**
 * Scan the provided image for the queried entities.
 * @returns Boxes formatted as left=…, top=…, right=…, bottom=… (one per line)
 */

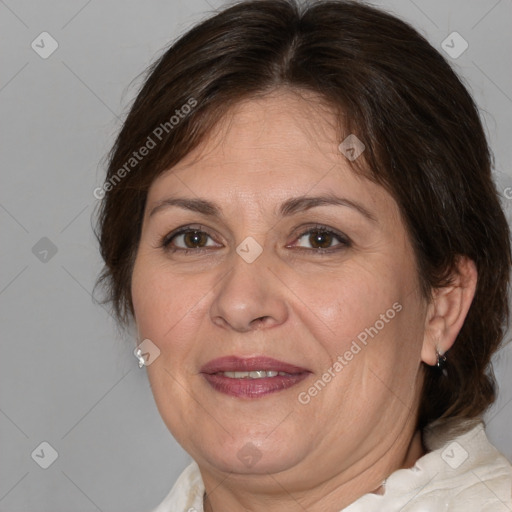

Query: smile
left=200, top=355, right=311, bottom=398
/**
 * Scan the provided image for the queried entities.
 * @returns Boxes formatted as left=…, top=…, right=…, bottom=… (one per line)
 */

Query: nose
left=209, top=248, right=288, bottom=333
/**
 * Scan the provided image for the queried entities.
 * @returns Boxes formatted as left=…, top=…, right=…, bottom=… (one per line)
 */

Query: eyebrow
left=148, top=194, right=377, bottom=223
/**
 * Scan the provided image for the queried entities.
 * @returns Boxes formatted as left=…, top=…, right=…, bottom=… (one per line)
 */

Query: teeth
left=220, top=370, right=292, bottom=379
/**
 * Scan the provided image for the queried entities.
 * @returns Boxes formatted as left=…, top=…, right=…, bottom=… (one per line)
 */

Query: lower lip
left=202, top=373, right=310, bottom=398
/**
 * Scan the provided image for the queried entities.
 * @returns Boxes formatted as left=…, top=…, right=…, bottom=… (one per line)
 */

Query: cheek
left=291, top=264, right=400, bottom=350
left=131, top=258, right=168, bottom=334
left=131, top=255, right=213, bottom=342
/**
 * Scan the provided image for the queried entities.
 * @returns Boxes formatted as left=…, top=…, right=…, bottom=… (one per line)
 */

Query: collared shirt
left=151, top=419, right=512, bottom=511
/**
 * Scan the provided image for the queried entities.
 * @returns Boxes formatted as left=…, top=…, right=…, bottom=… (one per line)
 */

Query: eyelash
left=159, top=224, right=351, bottom=255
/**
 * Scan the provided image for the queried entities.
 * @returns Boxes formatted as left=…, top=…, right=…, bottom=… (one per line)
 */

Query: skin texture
left=131, top=89, right=477, bottom=512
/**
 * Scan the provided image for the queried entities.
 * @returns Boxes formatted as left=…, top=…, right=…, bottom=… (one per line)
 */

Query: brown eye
left=308, top=231, right=334, bottom=249
left=294, top=227, right=349, bottom=251
left=182, top=230, right=209, bottom=248
left=162, top=228, right=219, bottom=252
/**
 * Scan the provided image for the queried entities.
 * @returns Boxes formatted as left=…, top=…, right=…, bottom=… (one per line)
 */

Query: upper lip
left=200, top=356, right=310, bottom=375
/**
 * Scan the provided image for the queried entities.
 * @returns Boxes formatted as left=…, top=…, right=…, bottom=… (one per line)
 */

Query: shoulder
left=344, top=418, right=512, bottom=511
left=396, top=419, right=511, bottom=510
left=424, top=419, right=512, bottom=510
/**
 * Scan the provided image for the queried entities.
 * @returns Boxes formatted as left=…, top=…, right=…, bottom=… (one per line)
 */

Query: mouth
left=200, top=356, right=311, bottom=398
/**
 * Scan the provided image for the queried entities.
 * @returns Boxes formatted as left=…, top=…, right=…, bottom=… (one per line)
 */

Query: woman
left=94, top=0, right=512, bottom=510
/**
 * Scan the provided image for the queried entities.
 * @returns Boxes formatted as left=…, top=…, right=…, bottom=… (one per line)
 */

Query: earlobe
left=421, top=256, right=478, bottom=367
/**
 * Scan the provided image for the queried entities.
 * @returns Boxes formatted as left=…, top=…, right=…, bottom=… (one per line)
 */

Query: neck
left=201, top=428, right=426, bottom=512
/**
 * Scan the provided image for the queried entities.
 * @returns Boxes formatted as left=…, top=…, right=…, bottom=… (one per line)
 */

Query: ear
left=421, top=256, right=478, bottom=366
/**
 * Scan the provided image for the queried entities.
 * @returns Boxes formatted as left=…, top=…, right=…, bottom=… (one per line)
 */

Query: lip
left=200, top=356, right=311, bottom=399
left=200, top=356, right=310, bottom=374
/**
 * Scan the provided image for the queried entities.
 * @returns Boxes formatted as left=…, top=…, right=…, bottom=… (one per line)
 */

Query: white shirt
left=151, top=419, right=512, bottom=511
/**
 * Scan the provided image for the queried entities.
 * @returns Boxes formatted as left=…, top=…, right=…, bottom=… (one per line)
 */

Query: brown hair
left=94, top=0, right=511, bottom=428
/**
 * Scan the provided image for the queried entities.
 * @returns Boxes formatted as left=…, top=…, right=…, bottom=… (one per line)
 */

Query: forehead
left=146, top=90, right=398, bottom=222
left=171, top=90, right=342, bottom=172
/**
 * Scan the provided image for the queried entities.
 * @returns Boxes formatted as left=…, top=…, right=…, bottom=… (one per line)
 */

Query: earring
left=134, top=348, right=146, bottom=368
left=436, top=349, right=447, bottom=376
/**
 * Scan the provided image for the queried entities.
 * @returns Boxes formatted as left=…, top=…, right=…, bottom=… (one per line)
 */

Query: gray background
left=1, top=0, right=511, bottom=511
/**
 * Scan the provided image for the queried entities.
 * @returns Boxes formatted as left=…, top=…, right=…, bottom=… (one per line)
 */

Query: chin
left=195, top=435, right=306, bottom=475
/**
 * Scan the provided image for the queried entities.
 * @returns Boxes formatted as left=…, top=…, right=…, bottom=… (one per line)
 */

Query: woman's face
left=131, top=90, right=429, bottom=486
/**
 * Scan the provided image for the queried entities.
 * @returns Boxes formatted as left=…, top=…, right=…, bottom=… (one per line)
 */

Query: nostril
left=253, top=316, right=269, bottom=327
